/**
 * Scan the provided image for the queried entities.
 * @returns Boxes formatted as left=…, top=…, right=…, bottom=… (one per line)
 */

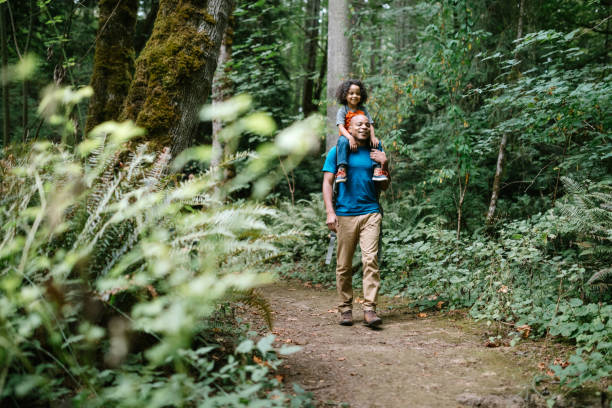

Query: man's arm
left=370, top=149, right=391, bottom=191
left=322, top=172, right=338, bottom=232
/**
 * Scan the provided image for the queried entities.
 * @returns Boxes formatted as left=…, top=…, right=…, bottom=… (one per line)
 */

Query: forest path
left=248, top=281, right=546, bottom=408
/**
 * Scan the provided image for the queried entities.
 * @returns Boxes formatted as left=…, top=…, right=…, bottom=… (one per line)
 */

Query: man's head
left=348, top=114, right=371, bottom=145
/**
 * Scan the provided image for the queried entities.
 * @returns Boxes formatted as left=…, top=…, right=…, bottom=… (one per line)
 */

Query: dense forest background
left=0, top=0, right=610, bottom=406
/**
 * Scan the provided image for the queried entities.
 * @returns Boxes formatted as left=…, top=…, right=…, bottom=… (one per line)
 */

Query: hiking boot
left=372, top=168, right=388, bottom=182
left=339, top=310, right=353, bottom=326
left=364, top=310, right=382, bottom=327
left=336, top=167, right=347, bottom=183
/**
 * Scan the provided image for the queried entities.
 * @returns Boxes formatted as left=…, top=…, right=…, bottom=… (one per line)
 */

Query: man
left=322, top=114, right=390, bottom=327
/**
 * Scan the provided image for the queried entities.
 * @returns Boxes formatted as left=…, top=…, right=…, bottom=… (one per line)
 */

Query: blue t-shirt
left=322, top=146, right=380, bottom=216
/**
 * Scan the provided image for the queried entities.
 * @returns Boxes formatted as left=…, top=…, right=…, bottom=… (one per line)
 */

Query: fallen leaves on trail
left=516, top=324, right=531, bottom=338
left=537, top=358, right=570, bottom=377
left=304, top=282, right=312, bottom=288
left=484, top=339, right=501, bottom=348
left=553, top=357, right=570, bottom=368
left=497, top=285, right=509, bottom=293
left=337, top=357, right=346, bottom=361
left=436, top=301, right=445, bottom=310
left=253, top=356, right=272, bottom=368
left=417, top=312, right=428, bottom=318
left=327, top=309, right=336, bottom=313
left=275, top=375, right=284, bottom=383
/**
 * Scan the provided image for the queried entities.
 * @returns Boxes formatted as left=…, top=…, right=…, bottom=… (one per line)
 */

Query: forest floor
left=241, top=280, right=604, bottom=408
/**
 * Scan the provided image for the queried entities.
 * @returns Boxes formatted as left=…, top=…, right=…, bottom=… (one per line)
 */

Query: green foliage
left=0, top=86, right=318, bottom=406
left=272, top=194, right=335, bottom=286
left=279, top=188, right=611, bottom=390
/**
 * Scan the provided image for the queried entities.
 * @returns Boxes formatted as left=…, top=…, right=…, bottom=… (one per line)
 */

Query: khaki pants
left=336, top=212, right=382, bottom=313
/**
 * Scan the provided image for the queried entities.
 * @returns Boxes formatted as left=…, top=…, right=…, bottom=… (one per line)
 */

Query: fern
left=587, top=267, right=612, bottom=286
left=228, top=288, right=274, bottom=330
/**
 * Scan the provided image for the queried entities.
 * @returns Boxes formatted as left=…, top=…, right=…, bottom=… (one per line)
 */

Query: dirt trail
left=248, top=281, right=550, bottom=408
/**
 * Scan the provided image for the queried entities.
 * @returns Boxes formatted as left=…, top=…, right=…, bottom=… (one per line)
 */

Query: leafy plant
left=0, top=87, right=320, bottom=406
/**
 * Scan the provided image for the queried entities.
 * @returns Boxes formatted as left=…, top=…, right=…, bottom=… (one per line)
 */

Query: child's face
left=346, top=84, right=361, bottom=107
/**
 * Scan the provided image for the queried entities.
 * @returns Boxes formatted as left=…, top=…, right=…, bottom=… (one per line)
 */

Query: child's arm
left=338, top=124, right=358, bottom=152
left=369, top=124, right=380, bottom=148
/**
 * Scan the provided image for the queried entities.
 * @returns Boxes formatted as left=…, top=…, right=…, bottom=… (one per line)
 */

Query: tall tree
left=1, top=2, right=9, bottom=147
left=211, top=13, right=234, bottom=168
left=85, top=0, right=138, bottom=133
left=326, top=0, right=352, bottom=151
left=485, top=0, right=526, bottom=224
left=301, top=0, right=320, bottom=116
left=120, top=0, right=234, bottom=154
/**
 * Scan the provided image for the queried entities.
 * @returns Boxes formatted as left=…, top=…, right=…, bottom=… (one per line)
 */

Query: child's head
left=336, top=79, right=369, bottom=106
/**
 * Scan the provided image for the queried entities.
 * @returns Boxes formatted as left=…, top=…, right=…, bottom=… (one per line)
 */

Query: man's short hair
left=349, top=114, right=368, bottom=127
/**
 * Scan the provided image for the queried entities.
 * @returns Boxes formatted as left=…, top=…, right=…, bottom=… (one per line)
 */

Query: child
left=334, top=79, right=387, bottom=183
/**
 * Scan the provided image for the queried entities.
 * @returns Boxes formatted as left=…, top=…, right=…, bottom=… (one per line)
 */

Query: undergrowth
left=0, top=87, right=319, bottom=407
left=272, top=181, right=611, bottom=395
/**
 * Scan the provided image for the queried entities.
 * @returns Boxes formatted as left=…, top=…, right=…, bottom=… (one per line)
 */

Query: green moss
left=121, top=0, right=218, bottom=147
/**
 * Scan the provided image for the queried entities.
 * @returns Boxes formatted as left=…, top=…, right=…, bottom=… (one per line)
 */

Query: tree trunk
left=1, top=3, right=9, bottom=147
left=21, top=0, right=33, bottom=142
left=485, top=0, right=525, bottom=224
left=121, top=0, right=234, bottom=155
left=517, top=0, right=525, bottom=40
left=301, top=0, right=320, bottom=116
left=211, top=13, right=234, bottom=168
left=485, top=133, right=507, bottom=224
left=457, top=172, right=469, bottom=239
left=85, top=0, right=138, bottom=133
left=326, top=0, right=352, bottom=151
left=313, top=38, right=327, bottom=103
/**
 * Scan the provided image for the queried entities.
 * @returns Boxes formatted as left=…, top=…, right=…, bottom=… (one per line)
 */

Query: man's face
left=348, top=115, right=370, bottom=143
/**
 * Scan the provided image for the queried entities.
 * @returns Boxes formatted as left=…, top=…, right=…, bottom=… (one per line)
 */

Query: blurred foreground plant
left=0, top=87, right=321, bottom=406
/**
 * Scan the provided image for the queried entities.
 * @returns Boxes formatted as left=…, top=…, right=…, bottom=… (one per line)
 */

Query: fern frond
left=587, top=267, right=612, bottom=285
left=142, top=147, right=171, bottom=191
left=228, top=288, right=273, bottom=330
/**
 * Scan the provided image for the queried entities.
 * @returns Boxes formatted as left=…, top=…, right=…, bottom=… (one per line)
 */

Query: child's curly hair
left=335, top=79, right=369, bottom=105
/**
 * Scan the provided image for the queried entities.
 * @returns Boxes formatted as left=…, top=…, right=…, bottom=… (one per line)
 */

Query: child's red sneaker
left=336, top=167, right=347, bottom=183
left=372, top=168, right=388, bottom=181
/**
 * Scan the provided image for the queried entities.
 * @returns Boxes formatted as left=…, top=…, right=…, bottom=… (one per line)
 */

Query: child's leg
left=336, top=136, right=349, bottom=167
left=372, top=143, right=388, bottom=181
left=335, top=136, right=349, bottom=183
left=373, top=143, right=382, bottom=169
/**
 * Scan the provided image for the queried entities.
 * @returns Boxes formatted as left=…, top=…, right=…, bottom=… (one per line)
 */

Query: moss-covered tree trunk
left=121, top=0, right=234, bottom=155
left=85, top=0, right=138, bottom=133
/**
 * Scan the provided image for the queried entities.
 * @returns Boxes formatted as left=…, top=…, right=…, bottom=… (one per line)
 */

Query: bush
left=0, top=88, right=320, bottom=407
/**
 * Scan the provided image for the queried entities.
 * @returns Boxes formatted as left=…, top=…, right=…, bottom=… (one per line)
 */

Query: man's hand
left=326, top=211, right=338, bottom=232
left=370, top=149, right=387, bottom=166
left=347, top=135, right=358, bottom=152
